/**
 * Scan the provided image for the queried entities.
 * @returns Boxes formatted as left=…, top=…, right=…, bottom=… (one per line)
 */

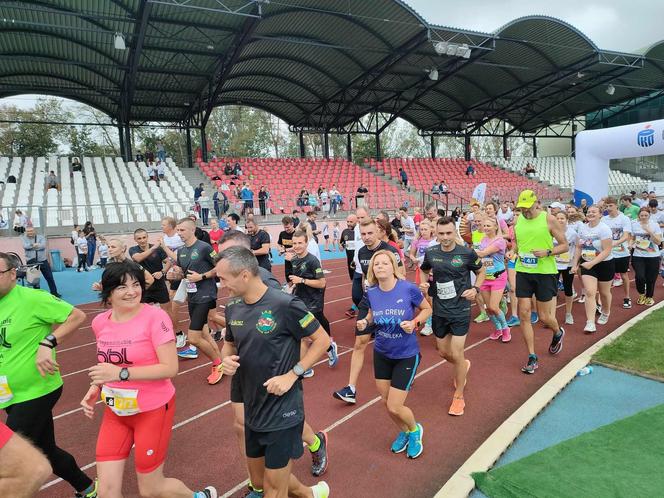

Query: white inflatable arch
left=574, top=118, right=664, bottom=205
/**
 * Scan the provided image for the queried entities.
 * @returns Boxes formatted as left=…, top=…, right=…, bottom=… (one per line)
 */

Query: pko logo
left=637, top=125, right=655, bottom=148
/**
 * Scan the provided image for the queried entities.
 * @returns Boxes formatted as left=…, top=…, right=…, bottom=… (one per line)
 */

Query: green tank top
left=514, top=211, right=557, bottom=274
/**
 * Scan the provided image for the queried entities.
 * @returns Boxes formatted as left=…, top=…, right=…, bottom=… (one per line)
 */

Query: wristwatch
left=44, top=334, right=58, bottom=347
left=547, top=249, right=552, bottom=256
left=292, top=363, right=305, bottom=377
left=201, top=274, right=207, bottom=281
left=472, top=286, right=480, bottom=293
left=119, top=367, right=130, bottom=381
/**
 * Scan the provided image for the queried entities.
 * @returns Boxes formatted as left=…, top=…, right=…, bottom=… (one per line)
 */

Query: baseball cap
left=549, top=201, right=565, bottom=210
left=516, top=189, right=537, bottom=209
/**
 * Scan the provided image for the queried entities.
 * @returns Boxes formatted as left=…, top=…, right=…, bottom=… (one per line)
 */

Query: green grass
left=593, top=307, right=664, bottom=380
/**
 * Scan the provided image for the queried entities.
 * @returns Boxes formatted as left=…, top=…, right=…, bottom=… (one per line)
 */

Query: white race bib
left=436, top=281, right=457, bottom=300
left=346, top=240, right=356, bottom=250
left=101, top=385, right=140, bottom=416
left=185, top=279, right=197, bottom=293
left=520, top=253, right=538, bottom=269
left=0, top=375, right=13, bottom=404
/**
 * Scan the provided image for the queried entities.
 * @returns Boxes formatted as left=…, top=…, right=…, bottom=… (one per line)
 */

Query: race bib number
left=520, top=253, right=538, bottom=269
left=0, top=376, right=13, bottom=404
left=346, top=240, right=355, bottom=250
left=101, top=386, right=139, bottom=416
left=436, top=281, right=456, bottom=300
left=482, top=257, right=493, bottom=268
left=636, top=236, right=651, bottom=250
left=186, top=279, right=197, bottom=293
left=556, top=252, right=571, bottom=264
left=581, top=247, right=597, bottom=261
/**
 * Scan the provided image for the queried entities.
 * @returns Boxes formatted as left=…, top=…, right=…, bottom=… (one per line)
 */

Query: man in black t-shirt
left=219, top=247, right=330, bottom=497
left=355, top=183, right=368, bottom=208
left=340, top=214, right=357, bottom=280
left=246, top=220, right=272, bottom=271
left=278, top=216, right=296, bottom=283
left=420, top=216, right=485, bottom=417
left=163, top=218, right=223, bottom=386
left=129, top=228, right=171, bottom=305
left=307, top=212, right=320, bottom=244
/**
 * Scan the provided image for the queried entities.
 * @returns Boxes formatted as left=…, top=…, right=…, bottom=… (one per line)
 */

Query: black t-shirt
left=358, top=241, right=403, bottom=276
left=225, top=288, right=320, bottom=431
left=250, top=230, right=272, bottom=271
left=420, top=244, right=482, bottom=317
left=341, top=228, right=356, bottom=256
left=308, top=220, right=319, bottom=243
left=195, top=227, right=211, bottom=245
left=259, top=267, right=282, bottom=290
left=277, top=230, right=294, bottom=252
left=129, top=244, right=168, bottom=295
left=356, top=187, right=368, bottom=197
left=291, top=253, right=325, bottom=312
left=176, top=240, right=218, bottom=303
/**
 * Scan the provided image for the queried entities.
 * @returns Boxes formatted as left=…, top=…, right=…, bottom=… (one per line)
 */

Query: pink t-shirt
left=92, top=304, right=175, bottom=413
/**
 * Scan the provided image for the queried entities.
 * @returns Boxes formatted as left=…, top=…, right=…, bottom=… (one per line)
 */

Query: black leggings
left=352, top=273, right=364, bottom=307
left=312, top=310, right=331, bottom=336
left=5, top=386, right=93, bottom=493
left=78, top=253, right=88, bottom=271
left=558, top=268, right=574, bottom=297
left=631, top=256, right=660, bottom=298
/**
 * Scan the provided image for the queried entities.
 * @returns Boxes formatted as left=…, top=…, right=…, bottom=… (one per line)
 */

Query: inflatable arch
left=574, top=118, right=664, bottom=205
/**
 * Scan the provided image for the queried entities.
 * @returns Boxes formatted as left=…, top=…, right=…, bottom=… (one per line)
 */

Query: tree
left=68, top=126, right=105, bottom=158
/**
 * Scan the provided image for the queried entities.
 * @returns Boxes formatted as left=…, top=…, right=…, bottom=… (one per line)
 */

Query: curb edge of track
left=434, top=299, right=664, bottom=498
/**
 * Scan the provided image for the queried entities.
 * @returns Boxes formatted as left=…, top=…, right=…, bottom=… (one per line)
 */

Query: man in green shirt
left=0, top=252, right=97, bottom=498
left=621, top=195, right=640, bottom=220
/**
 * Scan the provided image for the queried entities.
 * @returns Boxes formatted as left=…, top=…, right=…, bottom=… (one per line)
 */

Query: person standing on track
left=629, top=208, right=662, bottom=306
left=334, top=218, right=404, bottom=405
left=553, top=211, right=579, bottom=325
left=0, top=252, right=98, bottom=498
left=162, top=218, right=223, bottom=385
left=278, top=216, right=296, bottom=286
left=419, top=217, right=485, bottom=416
left=129, top=228, right=172, bottom=308
left=341, top=214, right=357, bottom=281
left=219, top=247, right=331, bottom=498
left=161, top=217, right=188, bottom=348
left=80, top=262, right=217, bottom=498
left=602, top=198, right=633, bottom=308
left=357, top=250, right=431, bottom=459
left=513, top=190, right=568, bottom=374
left=345, top=208, right=371, bottom=318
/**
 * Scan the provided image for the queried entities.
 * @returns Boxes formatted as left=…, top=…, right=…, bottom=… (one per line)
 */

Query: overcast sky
left=409, top=0, right=663, bottom=53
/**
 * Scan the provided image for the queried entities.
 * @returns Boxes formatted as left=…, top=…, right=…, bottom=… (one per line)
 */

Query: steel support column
left=299, top=132, right=305, bottom=158
left=323, top=133, right=330, bottom=159
left=124, top=125, right=132, bottom=162
left=200, top=127, right=208, bottom=162
left=464, top=134, right=471, bottom=161
left=430, top=136, right=436, bottom=159
left=346, top=133, right=352, bottom=162
left=533, top=137, right=538, bottom=158
left=502, top=135, right=508, bottom=159
left=186, top=126, right=193, bottom=168
left=118, top=126, right=125, bottom=159
left=375, top=133, right=382, bottom=162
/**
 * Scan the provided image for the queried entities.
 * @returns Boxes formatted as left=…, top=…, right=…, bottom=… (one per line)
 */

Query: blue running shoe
left=506, top=315, right=520, bottom=327
left=406, top=423, right=424, bottom=459
left=244, top=488, right=263, bottom=498
left=391, top=431, right=409, bottom=453
left=327, top=340, right=338, bottom=368
left=177, top=346, right=198, bottom=359
left=530, top=311, right=539, bottom=324
left=333, top=385, right=356, bottom=404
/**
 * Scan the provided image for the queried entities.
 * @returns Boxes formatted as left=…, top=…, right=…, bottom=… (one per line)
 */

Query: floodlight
left=606, top=84, right=615, bottom=95
left=457, top=44, right=471, bottom=59
left=114, top=32, right=126, bottom=50
left=446, top=45, right=457, bottom=56
left=576, top=72, right=585, bottom=78
left=434, top=41, right=449, bottom=55
left=428, top=68, right=439, bottom=81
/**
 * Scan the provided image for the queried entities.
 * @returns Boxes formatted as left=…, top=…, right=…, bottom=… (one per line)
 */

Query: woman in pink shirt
left=80, top=262, right=216, bottom=498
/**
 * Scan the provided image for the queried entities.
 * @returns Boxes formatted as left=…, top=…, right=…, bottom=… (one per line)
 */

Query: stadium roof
left=2, top=1, right=664, bottom=134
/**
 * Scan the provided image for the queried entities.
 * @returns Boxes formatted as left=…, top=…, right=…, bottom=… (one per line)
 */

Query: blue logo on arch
left=637, top=125, right=655, bottom=147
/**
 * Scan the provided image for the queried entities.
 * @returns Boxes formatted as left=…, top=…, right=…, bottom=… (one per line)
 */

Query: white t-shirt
left=71, top=230, right=78, bottom=243
left=352, top=224, right=365, bottom=275
left=577, top=222, right=613, bottom=262
left=401, top=216, right=416, bottom=241
left=322, top=224, right=329, bottom=237
left=555, top=226, right=578, bottom=270
left=497, top=209, right=513, bottom=225
left=163, top=233, right=184, bottom=252
left=99, top=244, right=109, bottom=258
left=76, top=237, right=88, bottom=253
left=631, top=219, right=662, bottom=258
left=307, top=238, right=321, bottom=264
left=157, top=163, right=166, bottom=175
left=601, top=213, right=632, bottom=258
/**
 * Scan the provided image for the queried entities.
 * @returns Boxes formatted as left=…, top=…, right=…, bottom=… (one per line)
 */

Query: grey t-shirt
left=176, top=239, right=217, bottom=303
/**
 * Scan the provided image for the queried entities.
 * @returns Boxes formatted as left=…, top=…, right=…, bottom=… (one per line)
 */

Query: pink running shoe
left=489, top=329, right=502, bottom=340
left=501, top=327, right=512, bottom=343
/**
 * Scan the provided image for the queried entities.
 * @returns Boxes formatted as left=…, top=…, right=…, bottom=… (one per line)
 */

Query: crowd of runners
left=0, top=188, right=662, bottom=498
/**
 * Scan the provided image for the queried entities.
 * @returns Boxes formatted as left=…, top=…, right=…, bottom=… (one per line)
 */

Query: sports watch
left=292, top=363, right=305, bottom=377
left=472, top=286, right=481, bottom=293
left=44, top=334, right=58, bottom=347
left=119, top=367, right=130, bottom=381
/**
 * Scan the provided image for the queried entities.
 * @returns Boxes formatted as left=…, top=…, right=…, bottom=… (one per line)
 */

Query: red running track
left=9, top=260, right=656, bottom=498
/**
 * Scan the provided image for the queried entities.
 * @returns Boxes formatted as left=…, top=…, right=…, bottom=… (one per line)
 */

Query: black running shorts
left=515, top=273, right=558, bottom=302
left=373, top=350, right=421, bottom=391
left=245, top=421, right=304, bottom=469
left=580, top=259, right=615, bottom=282
left=613, top=256, right=630, bottom=274
left=432, top=313, right=470, bottom=338
left=187, top=300, right=216, bottom=331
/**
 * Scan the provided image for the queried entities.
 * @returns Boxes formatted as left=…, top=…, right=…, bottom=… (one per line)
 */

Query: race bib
left=101, top=385, right=139, bottom=416
left=581, top=247, right=597, bottom=261
left=636, top=236, right=651, bottom=250
left=556, top=252, right=571, bottom=264
left=436, top=281, right=456, bottom=300
left=482, top=257, right=493, bottom=268
left=520, top=253, right=538, bottom=269
left=186, top=279, right=197, bottom=293
left=346, top=240, right=356, bottom=250
left=0, top=375, right=13, bottom=404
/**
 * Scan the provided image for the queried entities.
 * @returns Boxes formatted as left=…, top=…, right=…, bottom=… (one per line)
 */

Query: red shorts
left=96, top=395, right=175, bottom=474
left=0, top=421, right=13, bottom=449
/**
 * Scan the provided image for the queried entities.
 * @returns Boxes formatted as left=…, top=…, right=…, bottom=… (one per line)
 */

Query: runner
left=513, top=190, right=568, bottom=374
left=505, top=209, right=521, bottom=327
left=219, top=246, right=330, bottom=498
left=334, top=219, right=404, bottom=405
left=553, top=211, right=579, bottom=325
left=161, top=217, right=187, bottom=348
left=129, top=228, right=171, bottom=307
left=161, top=218, right=223, bottom=385
left=572, top=205, right=614, bottom=333
left=357, top=250, right=431, bottom=458
left=630, top=208, right=662, bottom=306
left=246, top=219, right=272, bottom=272
left=346, top=208, right=372, bottom=320
left=475, top=217, right=511, bottom=342
left=278, top=216, right=296, bottom=285
left=419, top=217, right=484, bottom=415
left=0, top=421, right=52, bottom=498
left=408, top=220, right=438, bottom=336
left=80, top=261, right=217, bottom=498
left=602, top=198, right=633, bottom=308
left=341, top=214, right=357, bottom=281
left=0, top=252, right=98, bottom=498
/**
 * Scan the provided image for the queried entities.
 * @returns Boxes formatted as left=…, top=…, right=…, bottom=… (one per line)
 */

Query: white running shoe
left=565, top=313, right=574, bottom=325
left=420, top=324, right=433, bottom=336
left=175, top=331, right=187, bottom=348
left=584, top=321, right=596, bottom=333
left=311, top=481, right=330, bottom=498
left=597, top=313, right=610, bottom=325
left=612, top=278, right=623, bottom=287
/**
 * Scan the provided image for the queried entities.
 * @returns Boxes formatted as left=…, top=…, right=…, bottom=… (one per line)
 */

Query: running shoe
left=499, top=297, right=508, bottom=316
left=557, top=280, right=565, bottom=291
left=565, top=313, right=574, bottom=325
left=345, top=307, right=357, bottom=318
left=175, top=331, right=187, bottom=348
left=195, top=487, right=218, bottom=498
left=207, top=365, right=223, bottom=385
left=623, top=298, right=632, bottom=309
left=521, top=355, right=538, bottom=374
left=596, top=304, right=602, bottom=315
left=501, top=327, right=512, bottom=343
left=303, top=369, right=314, bottom=378
left=578, top=294, right=586, bottom=304
left=75, top=479, right=98, bottom=498
left=177, top=346, right=198, bottom=359
left=406, top=423, right=424, bottom=459
left=448, top=396, right=465, bottom=416
left=420, top=323, right=433, bottom=336
left=474, top=310, right=489, bottom=323
left=637, top=294, right=646, bottom=305
left=613, top=277, right=623, bottom=287
left=310, top=481, right=330, bottom=498
left=584, top=321, right=597, bottom=333
left=645, top=297, right=655, bottom=306
left=244, top=489, right=263, bottom=498
left=489, top=328, right=502, bottom=340
left=506, top=315, right=521, bottom=327
left=333, top=385, right=356, bottom=404
left=391, top=431, right=409, bottom=453
left=311, top=431, right=329, bottom=476
left=549, top=328, right=565, bottom=355
left=530, top=311, right=539, bottom=324
left=327, top=341, right=338, bottom=368
left=597, top=313, right=610, bottom=325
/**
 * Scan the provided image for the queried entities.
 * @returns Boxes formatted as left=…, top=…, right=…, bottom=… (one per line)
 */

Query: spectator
left=220, top=179, right=230, bottom=192
left=188, top=214, right=211, bottom=244
left=21, top=226, right=61, bottom=297
left=194, top=183, right=204, bottom=202
left=413, top=207, right=423, bottom=228
left=439, top=180, right=449, bottom=199
left=156, top=141, right=166, bottom=161
left=497, top=203, right=514, bottom=225
left=240, top=182, right=254, bottom=217
left=431, top=182, right=440, bottom=195
left=292, top=210, right=301, bottom=228
left=307, top=211, right=321, bottom=243
left=208, top=218, right=224, bottom=253
left=233, top=161, right=242, bottom=176
left=211, top=150, right=218, bottom=161
left=451, top=207, right=461, bottom=222
left=146, top=149, right=154, bottom=162
left=298, top=187, right=309, bottom=208
left=213, top=186, right=228, bottom=218
left=70, top=224, right=79, bottom=261
left=157, top=160, right=166, bottom=180
left=44, top=171, right=60, bottom=192
left=319, top=187, right=329, bottom=213
left=198, top=190, right=212, bottom=226
left=317, top=185, right=325, bottom=197
left=0, top=213, right=7, bottom=229
left=226, top=212, right=244, bottom=233
left=356, top=183, right=368, bottom=208
left=75, top=229, right=88, bottom=271
left=329, top=184, right=340, bottom=215
left=465, top=163, right=476, bottom=177
left=71, top=157, right=83, bottom=173
left=97, top=236, right=108, bottom=267
left=12, top=210, right=26, bottom=234
left=524, top=163, right=536, bottom=178
left=82, top=221, right=96, bottom=266
left=224, top=163, right=233, bottom=175
left=258, top=185, right=270, bottom=216
left=135, top=152, right=144, bottom=163
left=635, top=191, right=649, bottom=207
left=579, top=198, right=589, bottom=215
left=398, top=167, right=408, bottom=190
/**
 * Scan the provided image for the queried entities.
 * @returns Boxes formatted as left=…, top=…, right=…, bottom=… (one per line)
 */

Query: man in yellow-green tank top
left=513, top=190, right=568, bottom=375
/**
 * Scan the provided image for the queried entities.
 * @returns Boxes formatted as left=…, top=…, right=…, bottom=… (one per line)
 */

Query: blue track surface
left=472, top=365, right=664, bottom=497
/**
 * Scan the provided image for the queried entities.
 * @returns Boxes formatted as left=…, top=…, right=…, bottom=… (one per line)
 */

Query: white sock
left=348, top=384, right=356, bottom=393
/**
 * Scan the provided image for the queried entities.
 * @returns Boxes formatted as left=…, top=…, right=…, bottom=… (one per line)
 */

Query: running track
left=7, top=260, right=657, bottom=498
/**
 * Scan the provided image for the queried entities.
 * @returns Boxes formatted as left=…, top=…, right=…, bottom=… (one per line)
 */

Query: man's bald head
left=356, top=207, right=369, bottom=222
